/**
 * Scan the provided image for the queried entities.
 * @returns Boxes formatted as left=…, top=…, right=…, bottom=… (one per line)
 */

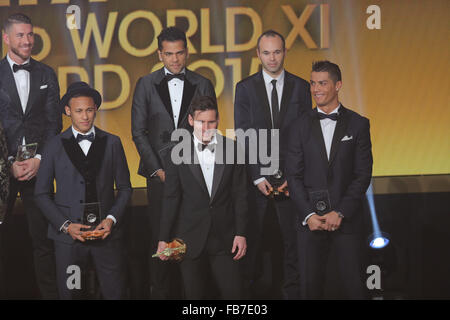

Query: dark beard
left=10, top=46, right=32, bottom=62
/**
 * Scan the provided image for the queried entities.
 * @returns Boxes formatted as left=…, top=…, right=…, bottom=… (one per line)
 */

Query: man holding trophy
left=34, top=82, right=132, bottom=299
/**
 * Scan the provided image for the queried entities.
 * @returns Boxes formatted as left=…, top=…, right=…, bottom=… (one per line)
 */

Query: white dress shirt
left=71, top=126, right=117, bottom=225
left=193, top=134, right=216, bottom=197
left=253, top=69, right=285, bottom=186
left=303, top=104, right=341, bottom=226
left=164, top=67, right=185, bottom=129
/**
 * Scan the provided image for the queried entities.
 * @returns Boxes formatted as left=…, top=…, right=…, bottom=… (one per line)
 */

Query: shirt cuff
left=302, top=213, right=316, bottom=226
left=253, top=177, right=266, bottom=186
left=150, top=169, right=162, bottom=178
left=35, top=154, right=41, bottom=160
left=106, top=215, right=117, bottom=225
left=60, top=220, right=71, bottom=232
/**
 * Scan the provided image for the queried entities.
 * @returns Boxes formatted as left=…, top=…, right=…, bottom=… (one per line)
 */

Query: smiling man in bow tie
left=34, top=82, right=132, bottom=299
left=0, top=13, right=61, bottom=299
left=286, top=61, right=373, bottom=299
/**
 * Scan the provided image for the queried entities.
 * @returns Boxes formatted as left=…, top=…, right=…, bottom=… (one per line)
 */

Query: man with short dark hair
left=34, top=81, right=132, bottom=299
left=132, top=26, right=216, bottom=299
left=0, top=13, right=61, bottom=299
left=286, top=60, right=373, bottom=299
left=157, top=96, right=248, bottom=299
left=234, top=29, right=311, bottom=299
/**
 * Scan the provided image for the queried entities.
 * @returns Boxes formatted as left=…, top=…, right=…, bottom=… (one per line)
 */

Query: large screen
left=1, top=0, right=448, bottom=187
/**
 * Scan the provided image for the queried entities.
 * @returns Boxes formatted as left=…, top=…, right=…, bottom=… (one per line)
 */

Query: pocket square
left=40, top=85, right=48, bottom=89
left=341, top=135, right=353, bottom=141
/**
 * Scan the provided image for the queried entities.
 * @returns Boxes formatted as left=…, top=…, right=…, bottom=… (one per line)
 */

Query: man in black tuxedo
left=286, top=61, right=373, bottom=299
left=234, top=30, right=311, bottom=299
left=132, top=27, right=216, bottom=299
left=157, top=96, right=248, bottom=299
left=0, top=13, right=61, bottom=299
left=34, top=82, right=132, bottom=299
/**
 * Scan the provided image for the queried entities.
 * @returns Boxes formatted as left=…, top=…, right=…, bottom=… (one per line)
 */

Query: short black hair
left=157, top=27, right=187, bottom=51
left=257, top=29, right=285, bottom=51
left=3, top=13, right=32, bottom=32
left=188, top=96, right=218, bottom=118
left=312, top=60, right=342, bottom=83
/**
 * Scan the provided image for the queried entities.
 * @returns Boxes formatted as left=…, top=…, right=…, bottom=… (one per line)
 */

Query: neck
left=318, top=101, right=340, bottom=114
left=263, top=67, right=283, bottom=78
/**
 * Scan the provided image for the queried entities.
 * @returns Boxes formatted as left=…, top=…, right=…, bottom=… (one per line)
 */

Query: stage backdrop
left=1, top=0, right=448, bottom=188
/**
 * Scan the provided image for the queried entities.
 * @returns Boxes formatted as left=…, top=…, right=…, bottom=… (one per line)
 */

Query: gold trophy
left=152, top=238, right=187, bottom=261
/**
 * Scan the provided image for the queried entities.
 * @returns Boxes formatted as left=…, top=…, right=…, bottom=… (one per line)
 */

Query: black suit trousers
left=297, top=228, right=365, bottom=299
left=146, top=177, right=182, bottom=299
left=6, top=178, right=58, bottom=299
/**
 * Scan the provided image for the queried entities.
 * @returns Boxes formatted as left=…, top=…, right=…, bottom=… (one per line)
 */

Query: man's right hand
left=10, top=161, right=27, bottom=179
left=157, top=241, right=169, bottom=261
left=256, top=179, right=273, bottom=196
left=156, top=169, right=165, bottom=183
left=67, top=223, right=91, bottom=242
left=307, top=214, right=326, bottom=231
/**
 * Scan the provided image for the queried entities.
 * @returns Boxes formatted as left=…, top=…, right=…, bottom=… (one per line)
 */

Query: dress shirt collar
left=164, top=67, right=186, bottom=76
left=193, top=132, right=217, bottom=150
left=72, top=126, right=95, bottom=139
left=7, top=54, right=30, bottom=71
left=262, top=68, right=285, bottom=85
left=317, top=104, right=341, bottom=115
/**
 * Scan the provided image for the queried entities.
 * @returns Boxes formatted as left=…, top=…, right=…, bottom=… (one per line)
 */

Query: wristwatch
left=61, top=221, right=72, bottom=234
left=336, top=211, right=344, bottom=219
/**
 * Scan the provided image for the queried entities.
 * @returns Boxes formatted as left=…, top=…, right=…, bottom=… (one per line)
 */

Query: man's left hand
left=322, top=211, right=342, bottom=232
left=277, top=180, right=289, bottom=196
left=17, top=158, right=40, bottom=181
left=95, top=218, right=114, bottom=239
left=231, top=236, right=247, bottom=261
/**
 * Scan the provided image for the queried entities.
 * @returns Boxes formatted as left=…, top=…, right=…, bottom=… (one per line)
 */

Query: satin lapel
left=155, top=69, right=173, bottom=119
left=178, top=76, right=196, bottom=128
left=279, top=73, right=294, bottom=128
left=187, top=143, right=210, bottom=196
left=86, top=128, right=107, bottom=175
left=329, top=106, right=349, bottom=165
left=254, top=72, right=273, bottom=129
left=61, top=131, right=87, bottom=177
left=310, top=109, right=329, bottom=171
left=210, top=137, right=225, bottom=204
left=24, top=59, right=40, bottom=116
left=0, top=59, right=23, bottom=115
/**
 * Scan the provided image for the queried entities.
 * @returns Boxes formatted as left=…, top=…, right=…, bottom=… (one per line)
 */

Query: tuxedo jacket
left=285, top=106, right=373, bottom=233
left=234, top=70, right=311, bottom=183
left=0, top=57, right=61, bottom=157
left=131, top=67, right=216, bottom=178
left=34, top=127, right=132, bottom=244
left=159, top=135, right=248, bottom=259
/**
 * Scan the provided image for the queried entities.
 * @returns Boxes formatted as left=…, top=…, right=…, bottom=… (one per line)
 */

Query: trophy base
left=81, top=229, right=106, bottom=240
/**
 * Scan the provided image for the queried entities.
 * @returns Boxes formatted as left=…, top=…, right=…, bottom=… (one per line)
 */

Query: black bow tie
left=13, top=62, right=32, bottom=73
left=165, top=73, right=185, bottom=81
left=317, top=112, right=339, bottom=121
left=76, top=132, right=95, bottom=143
left=197, top=142, right=215, bottom=153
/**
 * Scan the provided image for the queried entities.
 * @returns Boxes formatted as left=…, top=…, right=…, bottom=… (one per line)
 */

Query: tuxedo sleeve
left=159, top=156, right=181, bottom=242
left=231, top=143, right=248, bottom=237
left=41, top=67, right=62, bottom=155
left=234, top=81, right=262, bottom=181
left=34, top=140, right=68, bottom=231
left=336, top=118, right=373, bottom=219
left=285, top=121, right=315, bottom=221
left=131, top=77, right=163, bottom=176
left=107, top=136, right=132, bottom=223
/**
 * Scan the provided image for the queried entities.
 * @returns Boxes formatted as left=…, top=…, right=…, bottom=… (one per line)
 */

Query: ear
left=188, top=114, right=194, bottom=127
left=2, top=32, right=9, bottom=46
left=64, top=105, right=71, bottom=116
left=157, top=49, right=163, bottom=62
left=335, top=81, right=342, bottom=91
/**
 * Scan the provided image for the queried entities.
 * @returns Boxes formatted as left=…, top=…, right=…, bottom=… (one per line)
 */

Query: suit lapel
left=187, top=143, right=210, bottom=196
left=329, top=106, right=349, bottom=165
left=210, top=136, right=225, bottom=203
left=87, top=127, right=107, bottom=175
left=178, top=73, right=196, bottom=128
left=0, top=58, right=23, bottom=115
left=254, top=72, right=273, bottom=129
left=279, top=72, right=294, bottom=128
left=310, top=109, right=329, bottom=171
left=24, top=59, right=40, bottom=116
left=61, top=129, right=87, bottom=177
left=154, top=68, right=174, bottom=120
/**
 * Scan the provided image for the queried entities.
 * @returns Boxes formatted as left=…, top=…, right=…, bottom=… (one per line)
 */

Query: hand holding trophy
left=153, top=238, right=186, bottom=261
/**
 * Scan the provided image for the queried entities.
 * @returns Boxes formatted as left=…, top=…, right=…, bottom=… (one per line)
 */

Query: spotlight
left=366, top=182, right=390, bottom=250
left=368, top=232, right=390, bottom=249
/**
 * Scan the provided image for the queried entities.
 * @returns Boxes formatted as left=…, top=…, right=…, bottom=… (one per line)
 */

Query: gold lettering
left=201, top=8, right=224, bottom=53
left=226, top=7, right=262, bottom=52
left=189, top=60, right=224, bottom=98
left=32, top=27, right=51, bottom=61
left=118, top=10, right=162, bottom=57
left=282, top=4, right=318, bottom=49
left=94, top=64, right=130, bottom=110
left=70, top=11, right=118, bottom=59
left=58, top=66, right=89, bottom=99
left=320, top=4, right=330, bottom=49
left=167, top=9, right=198, bottom=54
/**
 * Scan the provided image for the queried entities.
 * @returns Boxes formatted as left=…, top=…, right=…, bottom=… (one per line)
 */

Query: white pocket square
left=40, top=85, right=48, bottom=89
left=341, top=135, right=353, bottom=141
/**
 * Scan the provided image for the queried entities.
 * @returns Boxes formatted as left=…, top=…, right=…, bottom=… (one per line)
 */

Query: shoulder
left=285, top=71, right=310, bottom=87
left=31, top=59, right=56, bottom=77
left=237, top=72, right=260, bottom=88
left=185, top=69, right=213, bottom=85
